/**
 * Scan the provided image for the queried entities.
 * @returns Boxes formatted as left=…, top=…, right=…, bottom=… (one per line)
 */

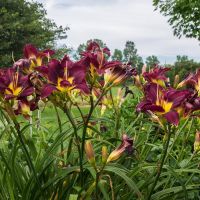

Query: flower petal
left=23, top=44, right=38, bottom=59
left=164, top=110, right=179, bottom=126
left=41, top=84, right=57, bottom=99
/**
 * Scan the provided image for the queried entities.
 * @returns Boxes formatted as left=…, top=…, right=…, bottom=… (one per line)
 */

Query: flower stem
left=54, top=105, right=64, bottom=163
left=80, top=95, right=94, bottom=185
left=147, top=125, right=172, bottom=200
left=12, top=119, right=41, bottom=188
left=63, top=107, right=82, bottom=179
left=80, top=89, right=107, bottom=186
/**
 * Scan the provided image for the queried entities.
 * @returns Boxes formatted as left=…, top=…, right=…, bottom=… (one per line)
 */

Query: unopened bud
left=85, top=140, right=95, bottom=165
left=142, top=64, right=147, bottom=74
left=107, top=134, right=133, bottom=163
left=173, top=75, right=180, bottom=88
left=38, top=99, right=46, bottom=111
left=134, top=75, right=142, bottom=88
left=194, top=131, right=200, bottom=153
left=87, top=123, right=93, bottom=137
left=107, top=148, right=123, bottom=163
left=102, top=146, right=108, bottom=164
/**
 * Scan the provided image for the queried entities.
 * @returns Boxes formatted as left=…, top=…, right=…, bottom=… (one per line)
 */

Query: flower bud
left=85, top=140, right=96, bottom=165
left=173, top=75, right=180, bottom=88
left=194, top=131, right=200, bottom=153
left=87, top=123, right=93, bottom=137
left=102, top=146, right=108, bottom=164
left=107, top=134, right=133, bottom=163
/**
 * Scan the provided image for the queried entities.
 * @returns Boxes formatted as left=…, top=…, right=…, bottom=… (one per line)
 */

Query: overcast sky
left=37, top=0, right=200, bottom=64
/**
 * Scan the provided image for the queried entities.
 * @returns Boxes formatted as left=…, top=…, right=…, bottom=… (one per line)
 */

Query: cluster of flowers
left=2, top=41, right=200, bottom=159
left=136, top=66, right=200, bottom=126
left=0, top=42, right=135, bottom=119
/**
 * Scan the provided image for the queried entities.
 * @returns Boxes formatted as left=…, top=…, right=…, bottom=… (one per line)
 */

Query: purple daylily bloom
left=39, top=56, right=89, bottom=98
left=13, top=44, right=55, bottom=73
left=80, top=42, right=122, bottom=75
left=137, top=83, right=191, bottom=125
left=143, top=67, right=170, bottom=87
left=0, top=69, right=34, bottom=100
left=182, top=69, right=200, bottom=94
left=104, top=64, right=136, bottom=86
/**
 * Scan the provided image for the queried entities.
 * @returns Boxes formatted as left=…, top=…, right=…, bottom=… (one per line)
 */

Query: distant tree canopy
left=112, top=41, right=144, bottom=72
left=146, top=55, right=160, bottom=68
left=153, top=0, right=200, bottom=41
left=174, top=55, right=199, bottom=78
left=123, top=41, right=144, bottom=72
left=112, top=49, right=123, bottom=61
left=0, top=0, right=68, bottom=67
left=166, top=55, right=200, bottom=82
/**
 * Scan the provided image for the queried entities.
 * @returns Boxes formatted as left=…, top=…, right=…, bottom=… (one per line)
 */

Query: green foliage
left=123, top=41, right=138, bottom=63
left=53, top=45, right=73, bottom=60
left=112, top=49, right=123, bottom=61
left=0, top=86, right=200, bottom=199
left=0, top=0, right=68, bottom=67
left=123, top=41, right=144, bottom=72
left=167, top=55, right=200, bottom=81
left=153, top=0, right=200, bottom=41
left=146, top=55, right=160, bottom=68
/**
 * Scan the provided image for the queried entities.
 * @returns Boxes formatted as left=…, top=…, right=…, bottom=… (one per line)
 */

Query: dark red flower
left=80, top=42, right=121, bottom=76
left=183, top=94, right=200, bottom=116
left=14, top=99, right=35, bottom=119
left=14, top=44, right=55, bottom=73
left=0, top=69, right=34, bottom=100
left=179, top=69, right=200, bottom=94
left=39, top=57, right=89, bottom=98
left=137, top=83, right=191, bottom=125
left=143, top=67, right=170, bottom=87
left=104, top=63, right=136, bottom=86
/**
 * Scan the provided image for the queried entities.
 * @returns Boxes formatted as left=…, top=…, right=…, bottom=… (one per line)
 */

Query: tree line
left=0, top=0, right=200, bottom=81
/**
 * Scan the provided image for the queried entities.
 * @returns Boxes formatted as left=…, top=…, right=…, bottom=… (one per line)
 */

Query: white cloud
left=38, top=0, right=200, bottom=63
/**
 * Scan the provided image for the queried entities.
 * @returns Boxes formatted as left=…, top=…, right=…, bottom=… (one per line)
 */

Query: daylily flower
left=40, top=56, right=89, bottom=99
left=107, top=134, right=133, bottom=163
left=0, top=69, right=34, bottom=100
left=80, top=42, right=121, bottom=76
left=143, top=67, right=170, bottom=87
left=13, top=59, right=30, bottom=72
left=13, top=44, right=55, bottom=73
left=137, top=83, right=191, bottom=125
left=183, top=94, right=200, bottom=116
left=104, top=64, right=136, bottom=87
left=178, top=69, right=200, bottom=95
left=12, top=97, right=38, bottom=119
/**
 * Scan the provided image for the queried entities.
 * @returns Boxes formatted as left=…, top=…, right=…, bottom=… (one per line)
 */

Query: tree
left=167, top=55, right=200, bottom=81
left=174, top=55, right=199, bottom=78
left=0, top=0, right=68, bottom=67
left=123, top=41, right=138, bottom=64
left=112, top=49, right=123, bottom=61
left=153, top=0, right=200, bottom=41
left=123, top=41, right=144, bottom=72
left=146, top=55, right=160, bottom=68
left=137, top=56, right=144, bottom=73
